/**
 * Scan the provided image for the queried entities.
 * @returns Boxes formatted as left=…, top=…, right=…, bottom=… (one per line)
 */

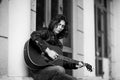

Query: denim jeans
left=29, top=65, right=78, bottom=80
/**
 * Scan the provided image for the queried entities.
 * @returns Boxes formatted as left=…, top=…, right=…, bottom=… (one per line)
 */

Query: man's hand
left=76, top=61, right=93, bottom=72
left=45, top=47, right=58, bottom=60
left=76, top=61, right=84, bottom=68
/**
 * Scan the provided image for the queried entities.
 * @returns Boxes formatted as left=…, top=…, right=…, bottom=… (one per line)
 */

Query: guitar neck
left=58, top=55, right=79, bottom=64
left=42, top=41, right=80, bottom=64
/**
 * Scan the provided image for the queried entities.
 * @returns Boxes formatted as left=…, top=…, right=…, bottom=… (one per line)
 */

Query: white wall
left=0, top=0, right=8, bottom=76
left=8, top=0, right=31, bottom=77
left=83, top=0, right=95, bottom=77
left=72, top=0, right=95, bottom=78
left=110, top=0, right=120, bottom=80
left=72, top=0, right=84, bottom=78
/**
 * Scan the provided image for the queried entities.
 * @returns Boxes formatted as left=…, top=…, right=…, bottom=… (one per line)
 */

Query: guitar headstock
left=84, top=63, right=93, bottom=72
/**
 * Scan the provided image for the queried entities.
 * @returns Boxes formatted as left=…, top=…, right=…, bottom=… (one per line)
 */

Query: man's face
left=53, top=20, right=65, bottom=34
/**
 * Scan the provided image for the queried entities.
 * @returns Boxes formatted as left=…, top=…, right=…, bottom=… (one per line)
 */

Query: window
left=35, top=0, right=73, bottom=75
left=94, top=0, right=109, bottom=77
left=36, top=0, right=72, bottom=49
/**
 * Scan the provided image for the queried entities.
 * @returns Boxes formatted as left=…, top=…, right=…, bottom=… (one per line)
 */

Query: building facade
left=0, top=0, right=120, bottom=80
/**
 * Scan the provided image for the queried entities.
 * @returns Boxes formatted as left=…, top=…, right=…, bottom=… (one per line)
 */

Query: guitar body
left=24, top=39, right=63, bottom=70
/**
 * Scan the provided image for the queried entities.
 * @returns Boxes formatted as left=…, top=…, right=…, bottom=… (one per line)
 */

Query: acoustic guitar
left=24, top=39, right=92, bottom=72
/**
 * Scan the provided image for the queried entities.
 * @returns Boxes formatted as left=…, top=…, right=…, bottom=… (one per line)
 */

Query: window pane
left=97, top=8, right=102, bottom=31
left=36, top=0, right=45, bottom=30
left=51, top=0, right=58, bottom=19
left=104, top=0, right=107, bottom=8
left=103, top=11, right=108, bottom=58
left=96, top=59, right=104, bottom=76
left=98, top=36, right=102, bottom=48
left=97, top=0, right=102, bottom=4
left=63, top=0, right=72, bottom=47
left=98, top=60, right=103, bottom=75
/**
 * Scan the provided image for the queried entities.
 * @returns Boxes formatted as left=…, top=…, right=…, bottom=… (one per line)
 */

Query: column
left=83, top=0, right=95, bottom=76
left=110, top=0, right=120, bottom=80
left=8, top=0, right=31, bottom=77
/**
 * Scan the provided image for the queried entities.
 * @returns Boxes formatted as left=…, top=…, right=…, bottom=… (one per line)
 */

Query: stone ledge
left=0, top=76, right=108, bottom=80
left=0, top=76, right=33, bottom=80
left=77, top=76, right=106, bottom=80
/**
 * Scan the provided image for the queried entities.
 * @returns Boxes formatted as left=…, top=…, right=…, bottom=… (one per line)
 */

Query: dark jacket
left=30, top=28, right=78, bottom=69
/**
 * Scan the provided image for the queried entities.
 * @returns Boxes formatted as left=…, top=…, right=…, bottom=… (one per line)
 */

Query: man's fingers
left=54, top=54, right=59, bottom=59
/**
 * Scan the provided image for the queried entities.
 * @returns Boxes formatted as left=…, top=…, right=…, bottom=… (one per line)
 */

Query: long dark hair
left=48, top=14, right=68, bottom=39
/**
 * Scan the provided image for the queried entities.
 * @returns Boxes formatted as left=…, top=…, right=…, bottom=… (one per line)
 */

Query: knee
left=54, top=66, right=65, bottom=73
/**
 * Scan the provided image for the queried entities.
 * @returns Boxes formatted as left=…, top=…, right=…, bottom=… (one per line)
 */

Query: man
left=29, top=14, right=92, bottom=80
